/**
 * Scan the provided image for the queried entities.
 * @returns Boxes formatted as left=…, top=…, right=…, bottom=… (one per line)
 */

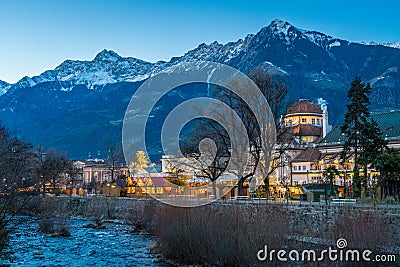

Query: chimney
left=322, top=109, right=328, bottom=138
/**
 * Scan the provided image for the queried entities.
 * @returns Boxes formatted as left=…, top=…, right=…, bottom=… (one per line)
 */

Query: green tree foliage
left=358, top=118, right=387, bottom=195
left=340, top=77, right=372, bottom=197
left=323, top=165, right=339, bottom=203
left=375, top=148, right=400, bottom=199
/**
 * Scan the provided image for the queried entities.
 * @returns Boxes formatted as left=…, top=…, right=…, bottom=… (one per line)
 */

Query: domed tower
left=283, top=99, right=326, bottom=144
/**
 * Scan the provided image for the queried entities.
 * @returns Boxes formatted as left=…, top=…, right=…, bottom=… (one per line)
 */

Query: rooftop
left=292, top=147, right=321, bottom=162
left=320, top=110, right=400, bottom=144
left=286, top=99, right=323, bottom=115
left=292, top=124, right=322, bottom=137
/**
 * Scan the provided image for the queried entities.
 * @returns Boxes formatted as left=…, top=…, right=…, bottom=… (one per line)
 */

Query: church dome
left=286, top=99, right=322, bottom=114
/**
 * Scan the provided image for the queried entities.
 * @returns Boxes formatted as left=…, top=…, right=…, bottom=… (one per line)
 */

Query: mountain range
left=0, top=19, right=399, bottom=159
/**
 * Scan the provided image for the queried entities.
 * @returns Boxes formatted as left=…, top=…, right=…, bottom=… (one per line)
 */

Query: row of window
left=293, top=181, right=308, bottom=185
left=293, top=165, right=307, bottom=171
left=286, top=118, right=322, bottom=126
left=301, top=136, right=314, bottom=143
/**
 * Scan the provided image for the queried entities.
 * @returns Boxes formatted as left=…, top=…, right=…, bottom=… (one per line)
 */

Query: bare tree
left=181, top=119, right=230, bottom=199
left=211, top=70, right=289, bottom=197
left=107, top=141, right=124, bottom=181
left=178, top=68, right=288, bottom=198
left=0, top=125, right=37, bottom=250
left=66, top=164, right=82, bottom=196
left=249, top=67, right=289, bottom=123
left=164, top=163, right=189, bottom=186
left=37, top=148, right=72, bottom=195
left=259, top=120, right=295, bottom=198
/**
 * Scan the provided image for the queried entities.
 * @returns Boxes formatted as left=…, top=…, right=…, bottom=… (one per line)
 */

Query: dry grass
left=11, top=196, right=399, bottom=266
left=330, top=207, right=396, bottom=251
left=150, top=203, right=289, bottom=266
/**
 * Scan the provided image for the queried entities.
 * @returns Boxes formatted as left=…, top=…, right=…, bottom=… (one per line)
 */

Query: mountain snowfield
left=0, top=19, right=399, bottom=158
left=1, top=19, right=399, bottom=96
left=0, top=80, right=10, bottom=95
left=360, top=41, right=400, bottom=49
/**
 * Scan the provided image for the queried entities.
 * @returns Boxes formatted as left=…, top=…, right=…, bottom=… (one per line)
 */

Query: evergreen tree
left=375, top=148, right=400, bottom=199
left=340, top=77, right=371, bottom=197
left=323, top=166, right=339, bottom=204
left=358, top=118, right=387, bottom=195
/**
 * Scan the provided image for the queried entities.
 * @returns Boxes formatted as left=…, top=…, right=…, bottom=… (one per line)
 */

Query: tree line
left=179, top=70, right=400, bottom=201
left=0, top=125, right=73, bottom=249
left=340, top=77, right=400, bottom=200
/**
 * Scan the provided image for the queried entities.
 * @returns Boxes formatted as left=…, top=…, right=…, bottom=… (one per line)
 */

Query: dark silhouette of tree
left=180, top=69, right=288, bottom=198
left=215, top=70, right=288, bottom=197
left=249, top=67, right=289, bottom=123
left=261, top=119, right=294, bottom=198
left=340, top=77, right=372, bottom=197
left=0, top=125, right=37, bottom=251
left=323, top=166, right=339, bottom=204
left=107, top=141, right=124, bottom=181
left=358, top=118, right=387, bottom=196
left=375, top=148, right=400, bottom=200
left=38, top=148, right=72, bottom=195
left=164, top=164, right=188, bottom=186
left=181, top=119, right=230, bottom=199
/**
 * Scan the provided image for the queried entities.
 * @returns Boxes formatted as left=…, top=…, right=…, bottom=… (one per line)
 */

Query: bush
left=37, top=214, right=70, bottom=236
left=151, top=203, right=289, bottom=266
left=330, top=207, right=396, bottom=251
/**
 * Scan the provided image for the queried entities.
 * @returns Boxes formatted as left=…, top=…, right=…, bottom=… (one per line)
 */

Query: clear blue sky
left=0, top=0, right=399, bottom=83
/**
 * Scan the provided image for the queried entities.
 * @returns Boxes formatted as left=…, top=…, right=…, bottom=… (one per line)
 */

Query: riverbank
left=1, top=216, right=166, bottom=266
left=3, top=196, right=400, bottom=266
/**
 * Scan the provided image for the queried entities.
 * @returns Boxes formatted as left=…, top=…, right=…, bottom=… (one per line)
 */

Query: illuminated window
left=301, top=137, right=307, bottom=143
left=308, top=136, right=313, bottom=142
left=156, top=187, right=163, bottom=194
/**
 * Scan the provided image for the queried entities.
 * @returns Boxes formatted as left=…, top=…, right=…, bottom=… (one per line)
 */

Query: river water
left=0, top=216, right=168, bottom=266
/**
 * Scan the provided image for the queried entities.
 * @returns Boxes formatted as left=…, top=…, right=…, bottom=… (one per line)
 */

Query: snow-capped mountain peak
left=269, top=19, right=292, bottom=35
left=1, top=19, right=399, bottom=95
left=259, top=19, right=346, bottom=50
left=94, top=49, right=122, bottom=62
left=386, top=42, right=400, bottom=49
left=360, top=41, right=400, bottom=49
left=1, top=19, right=400, bottom=159
left=0, top=80, right=10, bottom=96
left=7, top=49, right=154, bottom=90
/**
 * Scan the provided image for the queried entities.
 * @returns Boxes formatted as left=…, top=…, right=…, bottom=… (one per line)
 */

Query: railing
left=331, top=198, right=356, bottom=204
left=230, top=196, right=249, bottom=201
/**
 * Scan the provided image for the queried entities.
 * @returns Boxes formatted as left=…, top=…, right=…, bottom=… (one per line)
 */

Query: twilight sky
left=0, top=0, right=399, bottom=83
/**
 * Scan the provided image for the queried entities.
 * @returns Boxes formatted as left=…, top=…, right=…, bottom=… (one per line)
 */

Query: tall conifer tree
left=340, top=77, right=371, bottom=197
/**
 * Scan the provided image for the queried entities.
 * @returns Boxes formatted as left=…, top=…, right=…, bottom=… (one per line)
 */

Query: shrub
left=330, top=207, right=396, bottom=251
left=151, top=203, right=290, bottom=266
